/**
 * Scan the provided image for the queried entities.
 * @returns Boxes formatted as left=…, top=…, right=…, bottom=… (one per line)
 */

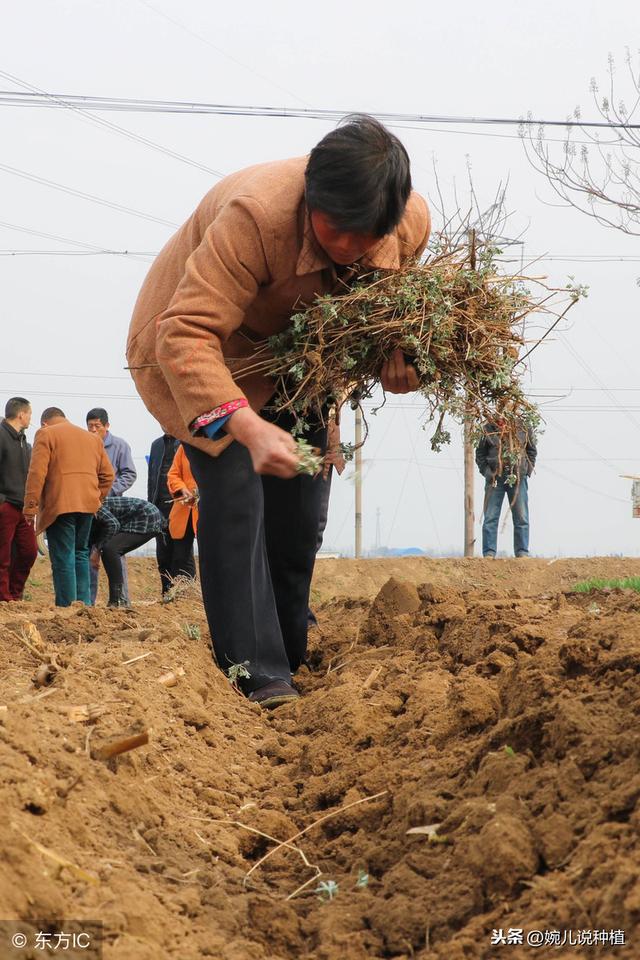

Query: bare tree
left=523, top=49, right=640, bottom=235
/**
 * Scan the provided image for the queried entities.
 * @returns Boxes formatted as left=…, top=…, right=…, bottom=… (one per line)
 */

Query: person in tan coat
left=23, top=407, right=114, bottom=607
left=165, top=444, right=199, bottom=585
left=127, top=115, right=431, bottom=707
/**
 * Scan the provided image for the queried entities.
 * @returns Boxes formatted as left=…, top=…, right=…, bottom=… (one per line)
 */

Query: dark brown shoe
left=248, top=680, right=299, bottom=709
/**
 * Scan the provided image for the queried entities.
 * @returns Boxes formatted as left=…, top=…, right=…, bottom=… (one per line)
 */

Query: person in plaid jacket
left=90, top=496, right=166, bottom=608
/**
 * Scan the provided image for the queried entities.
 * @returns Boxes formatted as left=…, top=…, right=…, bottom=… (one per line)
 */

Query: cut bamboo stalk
left=93, top=731, right=149, bottom=761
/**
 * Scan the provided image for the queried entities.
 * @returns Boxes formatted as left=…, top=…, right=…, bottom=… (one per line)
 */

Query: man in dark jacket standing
left=0, top=397, right=38, bottom=601
left=147, top=433, right=195, bottom=595
left=476, top=419, right=537, bottom=558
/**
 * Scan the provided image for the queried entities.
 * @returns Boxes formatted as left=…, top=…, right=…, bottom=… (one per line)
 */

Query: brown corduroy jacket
left=127, top=156, right=431, bottom=456
left=23, top=420, right=115, bottom=534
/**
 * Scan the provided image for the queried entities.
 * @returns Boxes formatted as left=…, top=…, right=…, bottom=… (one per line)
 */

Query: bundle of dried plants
left=236, top=231, right=582, bottom=466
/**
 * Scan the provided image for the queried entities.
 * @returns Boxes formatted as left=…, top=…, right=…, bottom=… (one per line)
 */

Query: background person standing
left=23, top=407, right=114, bottom=606
left=86, top=407, right=136, bottom=604
left=476, top=419, right=537, bottom=558
left=147, top=433, right=196, bottom=595
left=166, top=444, right=199, bottom=586
left=0, top=397, right=38, bottom=601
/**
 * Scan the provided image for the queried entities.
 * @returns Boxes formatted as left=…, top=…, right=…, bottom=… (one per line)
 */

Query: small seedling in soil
left=504, top=745, right=516, bottom=758
left=315, top=879, right=338, bottom=901
left=295, top=438, right=324, bottom=476
left=183, top=623, right=201, bottom=640
left=355, top=869, right=369, bottom=889
left=226, top=661, right=251, bottom=688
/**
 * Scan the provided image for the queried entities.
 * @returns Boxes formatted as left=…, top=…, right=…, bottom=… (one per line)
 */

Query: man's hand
left=174, top=487, right=195, bottom=504
left=226, top=407, right=299, bottom=478
left=90, top=547, right=101, bottom=570
left=381, top=349, right=419, bottom=394
left=485, top=469, right=497, bottom=487
left=23, top=513, right=35, bottom=528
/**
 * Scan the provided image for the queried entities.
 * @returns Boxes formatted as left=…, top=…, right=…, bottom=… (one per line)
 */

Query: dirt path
left=311, top=555, right=640, bottom=602
left=1, top=559, right=639, bottom=958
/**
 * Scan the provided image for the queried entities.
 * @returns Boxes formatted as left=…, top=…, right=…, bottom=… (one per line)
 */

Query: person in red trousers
left=0, top=397, right=38, bottom=601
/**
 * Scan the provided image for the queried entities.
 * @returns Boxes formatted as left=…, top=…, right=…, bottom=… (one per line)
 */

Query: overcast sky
left=3, top=0, right=640, bottom=557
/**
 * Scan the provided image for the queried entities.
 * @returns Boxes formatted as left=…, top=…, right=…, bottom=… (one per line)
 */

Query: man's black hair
left=41, top=407, right=65, bottom=423
left=4, top=397, right=30, bottom=420
left=305, top=114, right=412, bottom=237
left=86, top=407, right=109, bottom=425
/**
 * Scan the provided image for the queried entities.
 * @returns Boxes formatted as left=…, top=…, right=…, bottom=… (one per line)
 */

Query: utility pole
left=464, top=230, right=476, bottom=557
left=355, top=406, right=363, bottom=558
left=463, top=420, right=475, bottom=557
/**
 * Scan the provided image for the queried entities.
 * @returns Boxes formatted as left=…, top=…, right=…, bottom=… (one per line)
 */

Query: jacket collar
left=0, top=419, right=24, bottom=441
left=295, top=206, right=401, bottom=277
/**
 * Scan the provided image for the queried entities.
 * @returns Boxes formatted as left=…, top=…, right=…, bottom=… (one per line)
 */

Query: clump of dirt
left=2, top=561, right=640, bottom=959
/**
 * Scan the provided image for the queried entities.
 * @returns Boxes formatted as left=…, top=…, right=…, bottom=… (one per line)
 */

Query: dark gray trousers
left=184, top=415, right=328, bottom=692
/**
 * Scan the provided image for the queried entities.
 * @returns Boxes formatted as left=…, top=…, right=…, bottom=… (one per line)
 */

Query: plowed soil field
left=1, top=556, right=640, bottom=959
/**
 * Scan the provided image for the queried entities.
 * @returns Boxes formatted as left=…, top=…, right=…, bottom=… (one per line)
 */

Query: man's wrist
left=225, top=406, right=261, bottom=444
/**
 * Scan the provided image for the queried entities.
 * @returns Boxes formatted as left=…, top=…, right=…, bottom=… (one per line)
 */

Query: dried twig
left=245, top=790, right=388, bottom=885
left=93, top=731, right=149, bottom=761
left=16, top=623, right=49, bottom=662
left=18, top=687, right=58, bottom=705
left=133, top=828, right=158, bottom=857
left=362, top=666, right=382, bottom=689
left=11, top=822, right=98, bottom=884
left=122, top=651, right=154, bottom=666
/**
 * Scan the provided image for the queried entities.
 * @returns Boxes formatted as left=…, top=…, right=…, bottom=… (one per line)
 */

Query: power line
left=3, top=243, right=639, bottom=266
left=0, top=219, right=123, bottom=253
left=0, top=71, right=224, bottom=179
left=559, top=334, right=640, bottom=437
left=401, top=406, right=443, bottom=549
left=0, top=159, right=178, bottom=228
left=0, top=370, right=131, bottom=380
left=389, top=122, right=619, bottom=148
left=533, top=388, right=640, bottom=392
left=2, top=367, right=640, bottom=395
left=0, top=249, right=155, bottom=257
left=375, top=456, right=640, bottom=464
left=541, top=464, right=628, bottom=506
left=136, top=0, right=311, bottom=108
left=0, top=220, right=153, bottom=264
left=2, top=389, right=140, bottom=400
left=0, top=90, right=636, bottom=130
left=501, top=255, right=640, bottom=263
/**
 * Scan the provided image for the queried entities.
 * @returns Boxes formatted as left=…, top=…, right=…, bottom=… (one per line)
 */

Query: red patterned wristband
left=190, top=398, right=249, bottom=434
